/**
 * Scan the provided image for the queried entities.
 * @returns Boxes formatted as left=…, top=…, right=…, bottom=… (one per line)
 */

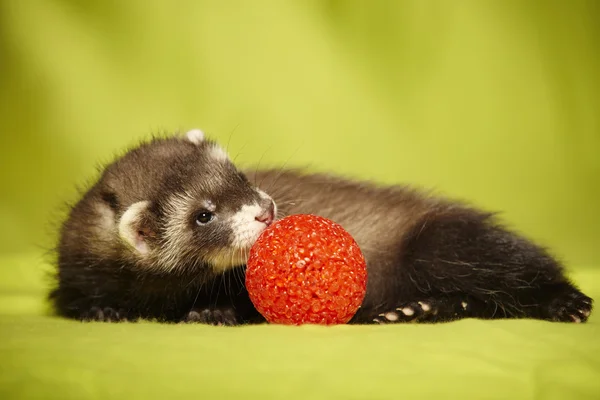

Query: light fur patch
left=398, top=307, right=415, bottom=316
left=209, top=202, right=267, bottom=272
left=209, top=144, right=229, bottom=162
left=204, top=200, right=216, bottom=212
left=257, top=189, right=271, bottom=200
left=186, top=129, right=205, bottom=144
left=94, top=203, right=116, bottom=238
left=118, top=201, right=150, bottom=255
left=89, top=203, right=117, bottom=254
left=160, top=192, right=195, bottom=272
left=207, top=248, right=250, bottom=272
left=230, top=203, right=264, bottom=245
left=210, top=201, right=277, bottom=272
left=257, top=189, right=278, bottom=218
left=384, top=312, right=399, bottom=322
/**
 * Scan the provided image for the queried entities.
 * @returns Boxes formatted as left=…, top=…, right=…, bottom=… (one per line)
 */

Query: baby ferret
left=49, top=129, right=593, bottom=325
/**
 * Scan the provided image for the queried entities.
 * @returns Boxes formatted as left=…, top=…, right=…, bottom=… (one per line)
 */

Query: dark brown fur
left=49, top=134, right=593, bottom=324
left=250, top=170, right=592, bottom=323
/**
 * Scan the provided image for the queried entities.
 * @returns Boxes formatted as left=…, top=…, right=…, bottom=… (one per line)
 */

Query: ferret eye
left=195, top=211, right=213, bottom=225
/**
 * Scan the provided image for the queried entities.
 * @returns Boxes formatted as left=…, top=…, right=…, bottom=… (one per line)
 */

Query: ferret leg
left=183, top=308, right=239, bottom=326
left=377, top=209, right=593, bottom=323
left=371, top=295, right=485, bottom=324
left=49, top=285, right=136, bottom=322
left=81, top=306, right=131, bottom=322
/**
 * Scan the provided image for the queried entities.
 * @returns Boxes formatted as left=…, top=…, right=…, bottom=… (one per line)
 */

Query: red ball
left=246, top=214, right=367, bottom=325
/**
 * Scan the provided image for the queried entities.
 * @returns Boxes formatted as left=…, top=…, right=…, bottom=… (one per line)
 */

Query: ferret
left=49, top=129, right=593, bottom=325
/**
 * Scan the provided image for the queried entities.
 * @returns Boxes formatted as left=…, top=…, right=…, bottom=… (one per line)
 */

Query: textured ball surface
left=246, top=214, right=367, bottom=325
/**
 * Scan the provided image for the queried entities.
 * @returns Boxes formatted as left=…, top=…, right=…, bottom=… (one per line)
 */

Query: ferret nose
left=255, top=202, right=275, bottom=226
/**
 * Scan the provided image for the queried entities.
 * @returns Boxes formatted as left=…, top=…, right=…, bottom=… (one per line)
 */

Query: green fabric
left=1, top=254, right=600, bottom=399
left=1, top=1, right=599, bottom=399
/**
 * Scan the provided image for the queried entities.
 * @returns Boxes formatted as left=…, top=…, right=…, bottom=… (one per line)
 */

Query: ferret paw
left=82, top=307, right=127, bottom=322
left=372, top=300, right=441, bottom=324
left=545, top=289, right=593, bottom=323
left=184, top=308, right=238, bottom=326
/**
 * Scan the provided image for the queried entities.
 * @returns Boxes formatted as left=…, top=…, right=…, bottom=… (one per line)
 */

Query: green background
left=1, top=0, right=599, bottom=266
left=1, top=1, right=599, bottom=399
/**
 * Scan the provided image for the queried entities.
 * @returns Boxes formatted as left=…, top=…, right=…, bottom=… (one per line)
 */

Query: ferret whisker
left=189, top=283, right=203, bottom=312
left=232, top=252, right=242, bottom=289
left=255, top=145, right=273, bottom=187
left=225, top=123, right=240, bottom=154
left=208, top=270, right=219, bottom=307
left=264, top=144, right=302, bottom=194
left=239, top=248, right=248, bottom=295
left=239, top=247, right=246, bottom=283
left=232, top=140, right=248, bottom=164
left=223, top=268, right=229, bottom=297
left=215, top=269, right=226, bottom=303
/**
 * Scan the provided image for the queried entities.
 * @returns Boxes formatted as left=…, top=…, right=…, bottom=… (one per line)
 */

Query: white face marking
left=418, top=301, right=431, bottom=312
left=185, top=129, right=205, bottom=144
left=461, top=301, right=468, bottom=310
left=208, top=191, right=276, bottom=272
left=209, top=144, right=229, bottom=162
left=229, top=203, right=265, bottom=246
left=208, top=202, right=267, bottom=272
left=118, top=201, right=150, bottom=255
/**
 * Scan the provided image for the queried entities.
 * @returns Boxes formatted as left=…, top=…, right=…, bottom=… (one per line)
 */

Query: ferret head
left=95, top=129, right=276, bottom=275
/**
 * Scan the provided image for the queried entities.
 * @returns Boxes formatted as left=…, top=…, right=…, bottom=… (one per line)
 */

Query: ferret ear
left=185, top=129, right=205, bottom=145
left=118, top=201, right=154, bottom=255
